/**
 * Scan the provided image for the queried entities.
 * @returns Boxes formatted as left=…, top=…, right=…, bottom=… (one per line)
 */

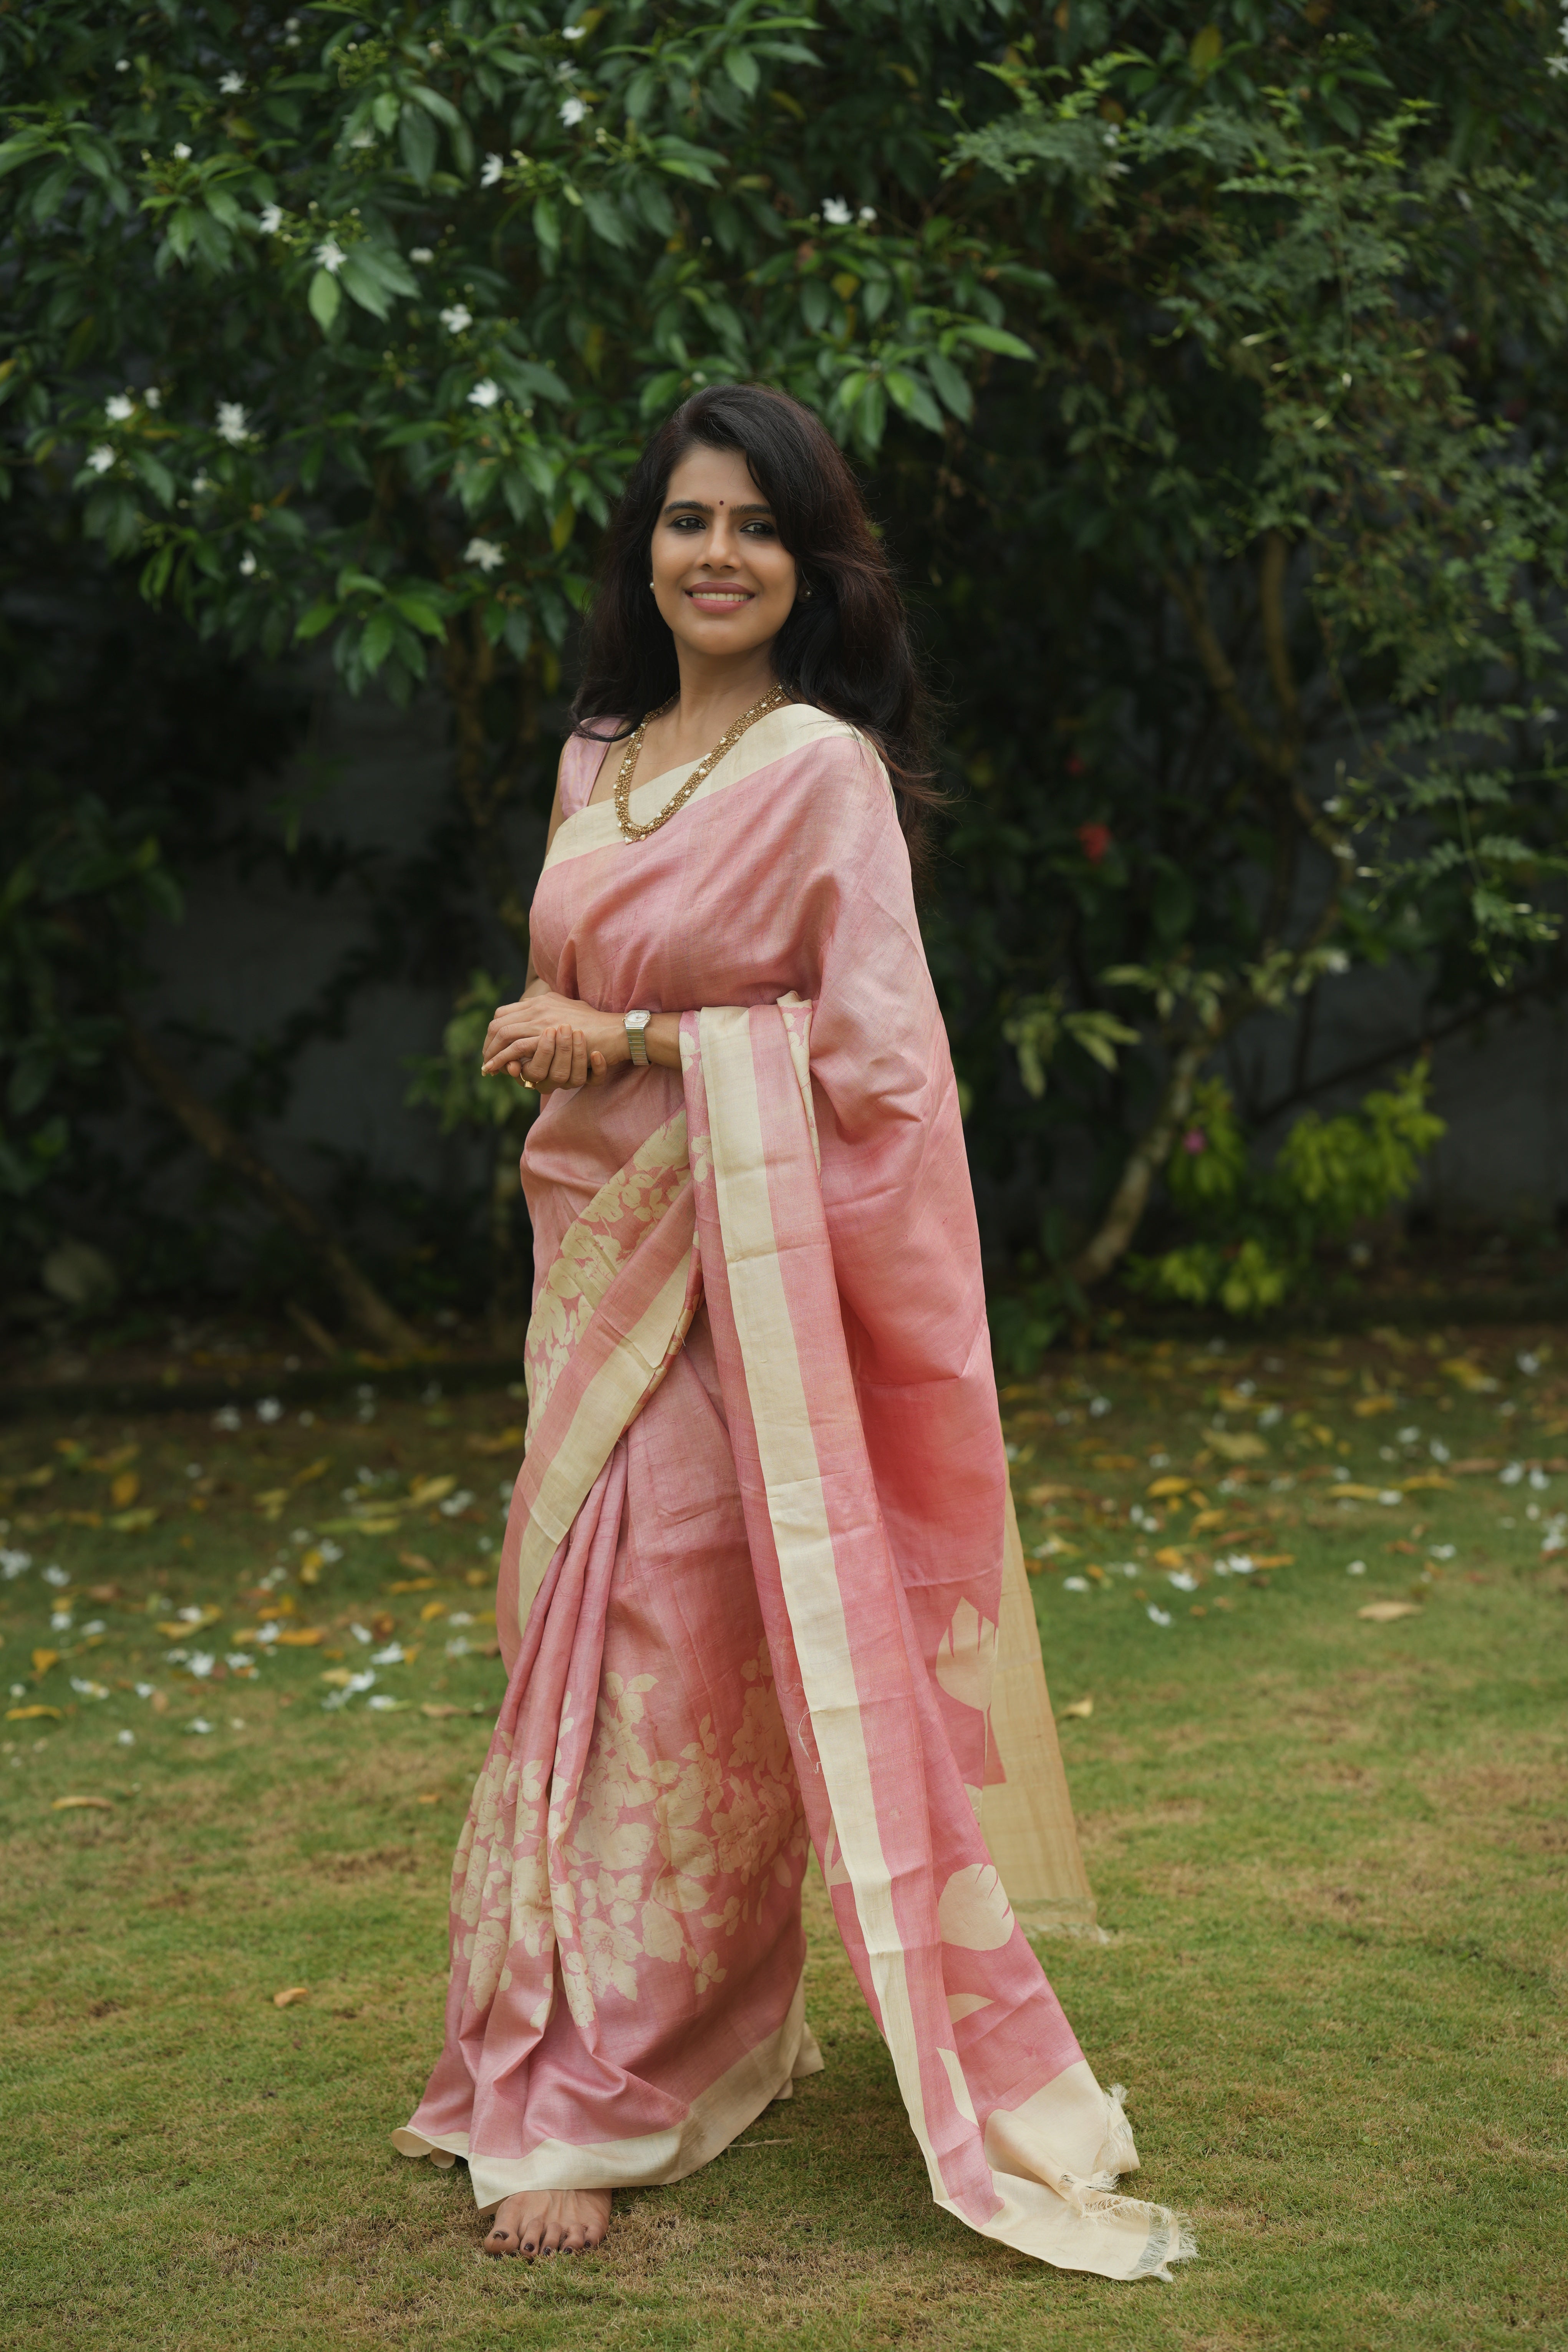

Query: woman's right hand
left=482, top=995, right=609, bottom=1093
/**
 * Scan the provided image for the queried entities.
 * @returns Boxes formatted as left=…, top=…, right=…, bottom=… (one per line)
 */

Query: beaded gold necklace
left=613, top=683, right=789, bottom=842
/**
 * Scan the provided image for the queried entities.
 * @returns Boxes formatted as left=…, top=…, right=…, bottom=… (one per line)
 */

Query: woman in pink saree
left=394, top=385, right=1191, bottom=2283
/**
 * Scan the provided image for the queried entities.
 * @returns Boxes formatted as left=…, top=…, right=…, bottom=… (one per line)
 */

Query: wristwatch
left=624, top=1009, right=652, bottom=1066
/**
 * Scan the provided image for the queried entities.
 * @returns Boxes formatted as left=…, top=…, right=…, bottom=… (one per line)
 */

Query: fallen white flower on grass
left=367, top=1695, right=407, bottom=1712
left=188, top=1652, right=216, bottom=1679
left=439, top=1488, right=476, bottom=1515
left=117, top=1730, right=135, bottom=1747
left=257, top=1396, right=282, bottom=1422
left=445, top=1636, right=472, bottom=1657
left=1215, top=1554, right=1255, bottom=1576
left=1346, top=1560, right=1367, bottom=1576
left=1146, top=1605, right=1174, bottom=1627
left=134, top=1682, right=155, bottom=1699
left=70, top=1679, right=109, bottom=1700
left=189, top=1719, right=213, bottom=1735
left=51, top=1612, right=73, bottom=1633
left=1061, top=1577, right=1089, bottom=1593
left=1500, top=1462, right=1523, bottom=1486
left=1167, top=1571, right=1198, bottom=1593
left=44, top=1565, right=70, bottom=1588
left=1, top=1550, right=31, bottom=1578
left=350, top=1623, right=373, bottom=1645
left=370, top=1643, right=405, bottom=1666
left=322, top=1671, right=376, bottom=1711
left=224, top=1654, right=253, bottom=1672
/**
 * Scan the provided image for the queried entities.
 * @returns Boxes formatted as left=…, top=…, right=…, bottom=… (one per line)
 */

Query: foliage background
left=3, top=0, right=1568, bottom=1349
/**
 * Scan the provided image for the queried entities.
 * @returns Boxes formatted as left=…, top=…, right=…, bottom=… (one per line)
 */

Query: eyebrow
left=661, top=497, right=775, bottom=517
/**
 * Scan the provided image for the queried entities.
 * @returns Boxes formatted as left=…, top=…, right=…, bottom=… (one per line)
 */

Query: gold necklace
left=614, top=683, right=790, bottom=842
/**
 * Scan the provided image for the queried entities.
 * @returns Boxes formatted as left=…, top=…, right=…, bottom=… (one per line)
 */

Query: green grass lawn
left=2, top=1326, right=1565, bottom=2350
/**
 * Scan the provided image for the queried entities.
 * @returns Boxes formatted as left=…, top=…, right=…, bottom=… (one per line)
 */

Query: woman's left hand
left=482, top=990, right=623, bottom=1091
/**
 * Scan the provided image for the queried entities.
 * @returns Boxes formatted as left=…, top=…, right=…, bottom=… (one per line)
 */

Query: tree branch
left=1067, top=1035, right=1210, bottom=1288
left=120, top=1013, right=421, bottom=1358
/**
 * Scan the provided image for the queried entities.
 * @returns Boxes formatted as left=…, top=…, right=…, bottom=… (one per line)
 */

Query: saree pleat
left=395, top=703, right=1192, bottom=2280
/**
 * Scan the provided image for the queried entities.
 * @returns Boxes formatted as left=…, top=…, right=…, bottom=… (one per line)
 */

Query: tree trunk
left=121, top=1014, right=423, bottom=1358
left=1067, top=1040, right=1210, bottom=1290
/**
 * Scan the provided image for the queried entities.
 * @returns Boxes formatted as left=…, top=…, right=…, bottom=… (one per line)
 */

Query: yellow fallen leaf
left=1441, top=1357, right=1498, bottom=1393
left=416, top=1791, right=443, bottom=1804
left=109, top=1471, right=141, bottom=1508
left=1351, top=1395, right=1397, bottom=1418
left=397, top=1552, right=436, bottom=1574
left=1153, top=1546, right=1190, bottom=1570
left=320, top=1667, right=355, bottom=1688
left=1146, top=1476, right=1193, bottom=1498
left=1251, top=1554, right=1295, bottom=1569
left=466, top=1426, right=525, bottom=1456
left=408, top=1474, right=456, bottom=1507
left=1400, top=1474, right=1454, bottom=1493
left=254, top=1487, right=289, bottom=1512
left=272, top=1986, right=310, bottom=2009
left=1024, top=1481, right=1077, bottom=1505
left=355, top=1518, right=402, bottom=1537
left=292, top=1457, right=332, bottom=1485
left=299, top=1547, right=325, bottom=1575
left=1207, top=1430, right=1268, bottom=1462
left=52, top=1795, right=113, bottom=1812
left=1090, top=1453, right=1136, bottom=1471
left=109, top=1508, right=158, bottom=1533
left=1059, top=1697, right=1094, bottom=1720
left=1357, top=1600, right=1422, bottom=1622
left=6, top=1704, right=63, bottom=1722
left=32, top=1648, right=60, bottom=1679
left=421, top=1703, right=462, bottom=1719
left=275, top=1626, right=324, bottom=1648
left=1328, top=1485, right=1387, bottom=1503
left=1188, top=1509, right=1224, bottom=1535
left=419, top=1600, right=448, bottom=1622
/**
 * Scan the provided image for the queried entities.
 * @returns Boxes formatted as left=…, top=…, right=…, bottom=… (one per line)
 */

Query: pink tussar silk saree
left=393, top=701, right=1193, bottom=2281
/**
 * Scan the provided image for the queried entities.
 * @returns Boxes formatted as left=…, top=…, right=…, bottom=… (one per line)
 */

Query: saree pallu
left=394, top=703, right=1193, bottom=2281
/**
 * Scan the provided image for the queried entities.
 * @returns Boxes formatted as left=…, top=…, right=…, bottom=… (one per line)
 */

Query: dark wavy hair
left=570, top=382, right=941, bottom=871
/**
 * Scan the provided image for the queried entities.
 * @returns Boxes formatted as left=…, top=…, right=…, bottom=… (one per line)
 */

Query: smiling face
left=649, top=442, right=799, bottom=665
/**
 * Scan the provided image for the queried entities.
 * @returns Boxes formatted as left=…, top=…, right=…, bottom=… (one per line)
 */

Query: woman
left=394, top=384, right=1191, bottom=2283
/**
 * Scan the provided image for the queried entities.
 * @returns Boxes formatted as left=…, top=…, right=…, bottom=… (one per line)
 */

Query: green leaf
left=308, top=268, right=341, bottom=331
left=533, top=195, right=560, bottom=260
left=885, top=369, right=945, bottom=434
left=340, top=251, right=393, bottom=318
left=294, top=600, right=339, bottom=642
left=1189, top=24, right=1223, bottom=75
left=360, top=609, right=397, bottom=674
left=925, top=351, right=973, bottom=421
left=723, top=46, right=760, bottom=96
left=399, top=104, right=438, bottom=187
left=392, top=593, right=446, bottom=638
left=957, top=324, right=1034, bottom=361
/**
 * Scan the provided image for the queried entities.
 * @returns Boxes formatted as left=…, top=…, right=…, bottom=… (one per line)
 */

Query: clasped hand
left=481, top=989, right=625, bottom=1093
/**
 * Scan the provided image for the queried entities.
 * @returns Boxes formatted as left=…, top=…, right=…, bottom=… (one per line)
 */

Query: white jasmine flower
left=481, top=152, right=505, bottom=187
left=87, top=445, right=116, bottom=473
left=350, top=1623, right=373, bottom=1645
left=444, top=1635, right=472, bottom=1657
left=564, top=20, right=588, bottom=36
left=191, top=470, right=212, bottom=494
left=370, top=1643, right=404, bottom=1665
left=314, top=238, right=345, bottom=273
left=215, top=401, right=249, bottom=444
left=173, top=142, right=192, bottom=160
left=105, top=392, right=135, bottom=421
left=464, top=536, right=504, bottom=571
left=439, top=302, right=473, bottom=333
left=1167, top=1571, right=1198, bottom=1593
left=410, top=245, right=434, bottom=263
left=259, top=202, right=283, bottom=234
left=51, top=1611, right=73, bottom=1632
left=116, top=58, right=130, bottom=71
left=438, top=1487, right=476, bottom=1515
left=239, top=551, right=257, bottom=577
left=219, top=70, right=244, bottom=94
left=0, top=1549, right=30, bottom=1579
left=559, top=96, right=587, bottom=126
left=188, top=1652, right=216, bottom=1678
left=134, top=1682, right=155, bottom=1699
left=1146, top=1604, right=1174, bottom=1626
left=256, top=1395, right=282, bottom=1422
left=117, top=1729, right=135, bottom=1746
left=468, top=378, right=501, bottom=408
left=43, top=1565, right=70, bottom=1588
left=144, top=385, right=161, bottom=409
left=349, top=128, right=376, bottom=148
left=821, top=196, right=852, bottom=226
left=858, top=205, right=876, bottom=224
left=1062, top=1576, right=1089, bottom=1592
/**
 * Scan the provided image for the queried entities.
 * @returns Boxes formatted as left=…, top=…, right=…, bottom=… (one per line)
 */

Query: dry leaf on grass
left=396, top=1552, right=436, bottom=1574
left=1059, top=1697, right=1094, bottom=1720
left=1147, top=1476, right=1193, bottom=1498
left=272, top=1986, right=310, bottom=2009
left=32, top=1648, right=60, bottom=1679
left=51, top=1795, right=112, bottom=1812
left=419, top=1600, right=447, bottom=1621
left=109, top=1471, right=140, bottom=1508
left=466, top=1425, right=525, bottom=1455
left=1358, top=1600, right=1423, bottom=1622
left=416, top=1792, right=443, bottom=1804
left=7, top=1703, right=63, bottom=1722
left=1208, top=1430, right=1268, bottom=1462
left=274, top=1627, right=323, bottom=1648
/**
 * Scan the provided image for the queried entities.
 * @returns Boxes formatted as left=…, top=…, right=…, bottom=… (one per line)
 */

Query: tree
left=3, top=0, right=1566, bottom=1347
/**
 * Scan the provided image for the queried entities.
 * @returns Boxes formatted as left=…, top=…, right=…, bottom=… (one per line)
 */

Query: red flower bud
left=1077, top=820, right=1112, bottom=865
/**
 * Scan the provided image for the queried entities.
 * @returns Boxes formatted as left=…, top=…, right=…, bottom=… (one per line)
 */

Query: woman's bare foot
left=482, top=2187, right=612, bottom=2259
